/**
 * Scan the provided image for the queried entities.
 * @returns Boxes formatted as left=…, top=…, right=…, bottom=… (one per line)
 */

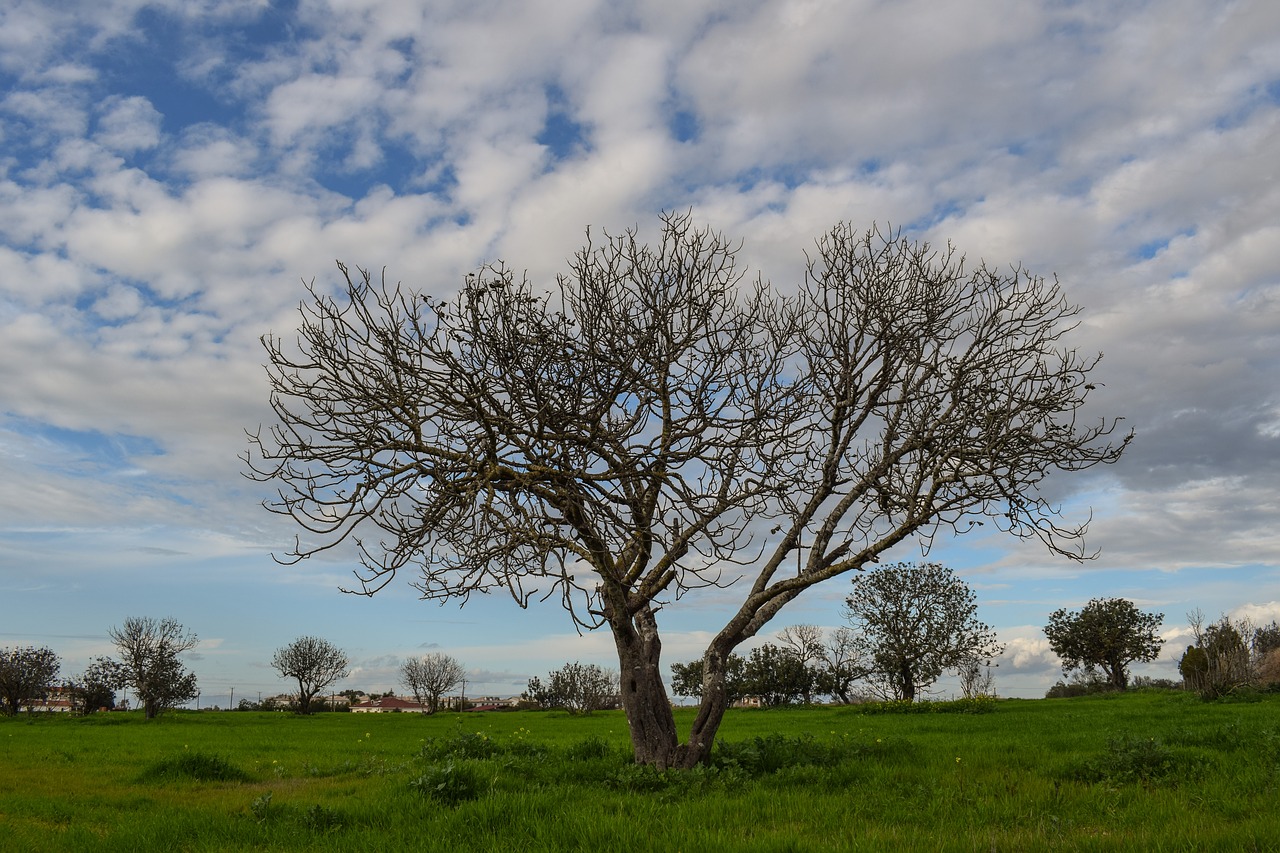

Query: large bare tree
left=271, top=635, right=350, bottom=713
left=246, top=212, right=1130, bottom=767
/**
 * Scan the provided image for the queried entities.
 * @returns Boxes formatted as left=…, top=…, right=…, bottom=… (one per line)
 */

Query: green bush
left=842, top=696, right=997, bottom=714
left=1062, top=734, right=1207, bottom=786
left=410, top=761, right=484, bottom=805
left=138, top=751, right=250, bottom=783
left=564, top=734, right=614, bottom=761
left=419, top=730, right=500, bottom=760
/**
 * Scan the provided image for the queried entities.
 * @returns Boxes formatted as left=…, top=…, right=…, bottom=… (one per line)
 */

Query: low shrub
left=1061, top=734, right=1207, bottom=786
left=138, top=751, right=251, bottom=783
left=564, top=734, right=614, bottom=761
left=842, top=696, right=997, bottom=715
left=410, top=761, right=484, bottom=805
left=419, top=730, right=501, bottom=760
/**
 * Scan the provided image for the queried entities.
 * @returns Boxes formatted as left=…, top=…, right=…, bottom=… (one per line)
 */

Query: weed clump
left=842, top=696, right=997, bottom=715
left=138, top=751, right=250, bottom=783
left=410, top=761, right=484, bottom=805
left=419, top=730, right=500, bottom=760
left=565, top=734, right=614, bottom=761
left=1062, top=734, right=1207, bottom=786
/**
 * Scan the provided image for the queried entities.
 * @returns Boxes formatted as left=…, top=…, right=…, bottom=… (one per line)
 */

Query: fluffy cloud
left=1, top=0, right=1278, bottom=689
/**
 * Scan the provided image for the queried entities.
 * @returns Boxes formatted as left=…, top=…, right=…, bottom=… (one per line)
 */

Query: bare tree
left=0, top=646, right=60, bottom=715
left=815, top=627, right=866, bottom=704
left=958, top=656, right=997, bottom=699
left=845, top=562, right=1003, bottom=702
left=109, top=617, right=199, bottom=719
left=776, top=625, right=830, bottom=704
left=271, top=636, right=350, bottom=714
left=401, top=652, right=464, bottom=714
left=246, top=213, right=1130, bottom=767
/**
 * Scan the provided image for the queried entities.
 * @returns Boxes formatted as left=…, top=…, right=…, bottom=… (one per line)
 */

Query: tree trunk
left=900, top=664, right=916, bottom=702
left=680, top=645, right=734, bottom=768
left=611, top=606, right=682, bottom=768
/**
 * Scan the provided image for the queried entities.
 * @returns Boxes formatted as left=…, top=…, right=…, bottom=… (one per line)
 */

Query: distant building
left=20, top=686, right=75, bottom=713
left=350, top=695, right=429, bottom=713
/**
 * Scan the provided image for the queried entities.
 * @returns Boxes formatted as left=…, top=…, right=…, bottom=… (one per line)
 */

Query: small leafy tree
left=1253, top=621, right=1280, bottom=652
left=670, top=655, right=745, bottom=703
left=65, top=657, right=126, bottom=715
left=844, top=562, right=1003, bottom=702
left=0, top=646, right=61, bottom=715
left=109, top=616, right=199, bottom=719
left=739, top=644, right=814, bottom=706
left=401, top=653, right=465, bottom=714
left=1043, top=598, right=1163, bottom=691
left=271, top=636, right=350, bottom=714
left=528, top=662, right=618, bottom=715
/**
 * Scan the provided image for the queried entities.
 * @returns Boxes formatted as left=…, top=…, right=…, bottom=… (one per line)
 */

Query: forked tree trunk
left=612, top=609, right=735, bottom=769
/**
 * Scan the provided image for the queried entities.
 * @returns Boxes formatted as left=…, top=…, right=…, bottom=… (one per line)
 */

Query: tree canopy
left=109, top=617, right=199, bottom=719
left=271, top=636, right=350, bottom=714
left=0, top=646, right=60, bottom=716
left=247, top=212, right=1130, bottom=767
left=401, top=653, right=465, bottom=714
left=1044, top=598, right=1163, bottom=690
left=844, top=561, right=1002, bottom=701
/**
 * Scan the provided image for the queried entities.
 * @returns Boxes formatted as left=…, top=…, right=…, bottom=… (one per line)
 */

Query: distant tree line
left=670, top=562, right=1003, bottom=706
left=1042, top=598, right=1280, bottom=700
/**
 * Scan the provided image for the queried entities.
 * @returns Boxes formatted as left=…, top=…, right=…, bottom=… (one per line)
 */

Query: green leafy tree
left=670, top=655, right=746, bottom=702
left=740, top=644, right=814, bottom=706
left=247, top=213, right=1130, bottom=767
left=109, top=617, right=199, bottom=719
left=845, top=562, right=1003, bottom=701
left=65, top=657, right=126, bottom=715
left=1252, top=621, right=1280, bottom=658
left=1044, top=598, right=1163, bottom=691
left=527, top=662, right=618, bottom=715
left=0, top=646, right=60, bottom=715
left=271, top=636, right=350, bottom=714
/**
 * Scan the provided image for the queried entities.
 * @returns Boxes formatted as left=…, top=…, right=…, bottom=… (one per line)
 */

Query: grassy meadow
left=2, top=691, right=1278, bottom=852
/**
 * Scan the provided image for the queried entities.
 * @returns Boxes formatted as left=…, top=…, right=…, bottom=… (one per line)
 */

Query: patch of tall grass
left=2, top=694, right=1279, bottom=851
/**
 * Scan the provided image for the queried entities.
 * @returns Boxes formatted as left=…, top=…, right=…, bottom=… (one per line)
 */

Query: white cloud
left=95, top=95, right=163, bottom=153
left=2, top=0, right=1280, bottom=697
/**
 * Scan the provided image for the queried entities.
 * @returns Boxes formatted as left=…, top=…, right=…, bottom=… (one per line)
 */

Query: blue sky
left=2, top=0, right=1279, bottom=705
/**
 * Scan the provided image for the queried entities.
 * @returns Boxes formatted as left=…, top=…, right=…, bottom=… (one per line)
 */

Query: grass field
left=2, top=690, right=1278, bottom=851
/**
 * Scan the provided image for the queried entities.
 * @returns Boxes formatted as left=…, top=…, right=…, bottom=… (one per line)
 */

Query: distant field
left=2, top=691, right=1278, bottom=851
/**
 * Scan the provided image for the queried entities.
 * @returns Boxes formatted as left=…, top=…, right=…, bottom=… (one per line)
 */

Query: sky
left=1, top=0, right=1278, bottom=707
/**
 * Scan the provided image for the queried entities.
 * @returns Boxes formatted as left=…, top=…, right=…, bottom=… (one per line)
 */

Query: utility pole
left=230, top=686, right=235, bottom=710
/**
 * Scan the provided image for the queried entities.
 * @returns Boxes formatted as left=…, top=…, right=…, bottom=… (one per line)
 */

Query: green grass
left=2, top=692, right=1279, bottom=851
